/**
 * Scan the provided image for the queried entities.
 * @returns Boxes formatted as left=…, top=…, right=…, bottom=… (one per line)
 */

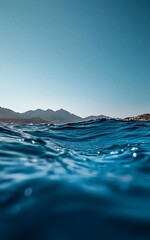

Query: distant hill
left=124, top=114, right=150, bottom=121
left=83, top=115, right=110, bottom=121
left=0, top=107, right=21, bottom=119
left=1, top=107, right=149, bottom=124
left=0, top=107, right=83, bottom=124
left=21, top=108, right=82, bottom=124
left=21, top=109, right=55, bottom=120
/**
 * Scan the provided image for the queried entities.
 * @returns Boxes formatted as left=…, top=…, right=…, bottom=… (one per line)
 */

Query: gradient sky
left=0, top=0, right=149, bottom=117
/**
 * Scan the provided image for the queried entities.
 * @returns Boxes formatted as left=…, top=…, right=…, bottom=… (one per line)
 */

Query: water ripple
left=0, top=120, right=150, bottom=240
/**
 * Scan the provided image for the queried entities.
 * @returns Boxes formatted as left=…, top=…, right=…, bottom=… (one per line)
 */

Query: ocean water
left=0, top=119, right=150, bottom=240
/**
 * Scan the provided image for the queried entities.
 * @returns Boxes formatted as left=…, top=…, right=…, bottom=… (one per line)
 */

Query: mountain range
left=0, top=107, right=110, bottom=124
left=0, top=107, right=149, bottom=124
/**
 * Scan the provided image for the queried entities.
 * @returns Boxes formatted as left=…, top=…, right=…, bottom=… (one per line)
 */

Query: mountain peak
left=56, top=108, right=67, bottom=112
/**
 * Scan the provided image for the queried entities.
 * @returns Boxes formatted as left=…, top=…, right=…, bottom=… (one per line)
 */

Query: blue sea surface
left=0, top=119, right=150, bottom=240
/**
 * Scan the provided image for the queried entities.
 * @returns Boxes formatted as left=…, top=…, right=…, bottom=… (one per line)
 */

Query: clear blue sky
left=0, top=0, right=149, bottom=117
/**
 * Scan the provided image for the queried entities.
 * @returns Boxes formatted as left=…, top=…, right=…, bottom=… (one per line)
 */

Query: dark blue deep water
left=0, top=119, right=150, bottom=240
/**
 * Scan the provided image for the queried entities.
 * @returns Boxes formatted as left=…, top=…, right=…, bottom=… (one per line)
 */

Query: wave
left=0, top=120, right=150, bottom=240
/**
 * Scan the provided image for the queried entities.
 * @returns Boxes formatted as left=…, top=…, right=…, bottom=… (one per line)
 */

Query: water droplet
left=133, top=152, right=137, bottom=157
left=110, top=151, right=118, bottom=155
left=131, top=147, right=138, bottom=151
left=24, top=188, right=32, bottom=197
